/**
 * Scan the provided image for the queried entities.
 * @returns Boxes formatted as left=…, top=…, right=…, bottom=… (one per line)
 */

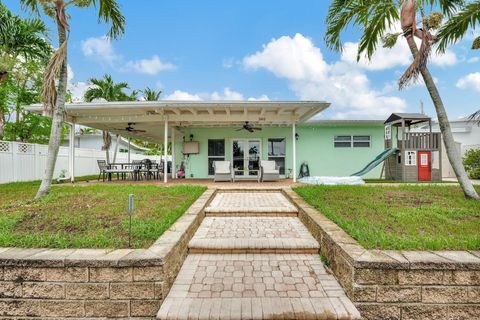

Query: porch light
left=295, top=133, right=300, bottom=141
left=190, top=134, right=194, bottom=141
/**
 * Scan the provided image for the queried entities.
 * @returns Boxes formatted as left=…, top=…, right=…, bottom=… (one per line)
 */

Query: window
left=208, top=139, right=225, bottom=175
left=334, top=136, right=352, bottom=148
left=353, top=136, right=371, bottom=148
left=405, top=151, right=417, bottom=166
left=334, top=135, right=371, bottom=148
left=268, top=138, right=286, bottom=175
left=384, top=126, right=391, bottom=140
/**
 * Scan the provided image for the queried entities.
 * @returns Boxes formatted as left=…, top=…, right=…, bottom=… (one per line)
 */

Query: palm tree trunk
left=404, top=34, right=479, bottom=199
left=0, top=111, right=4, bottom=140
left=35, top=21, right=68, bottom=200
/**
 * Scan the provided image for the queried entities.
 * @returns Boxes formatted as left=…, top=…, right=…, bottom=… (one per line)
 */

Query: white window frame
left=334, top=135, right=371, bottom=148
left=405, top=151, right=417, bottom=166
left=385, top=125, right=392, bottom=140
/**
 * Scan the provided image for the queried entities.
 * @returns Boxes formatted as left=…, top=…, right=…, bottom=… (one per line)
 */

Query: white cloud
left=243, top=33, right=407, bottom=119
left=457, top=72, right=480, bottom=91
left=431, top=49, right=458, bottom=67
left=81, top=36, right=175, bottom=75
left=81, top=36, right=118, bottom=64
left=164, top=88, right=268, bottom=102
left=467, top=57, right=479, bottom=63
left=210, top=87, right=244, bottom=100
left=124, top=55, right=176, bottom=75
left=66, top=65, right=94, bottom=103
left=222, top=57, right=235, bottom=69
left=164, top=90, right=202, bottom=101
left=341, top=41, right=411, bottom=71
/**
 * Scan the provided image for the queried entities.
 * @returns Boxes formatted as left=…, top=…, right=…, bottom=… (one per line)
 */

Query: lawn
left=0, top=182, right=206, bottom=249
left=294, top=185, right=480, bottom=250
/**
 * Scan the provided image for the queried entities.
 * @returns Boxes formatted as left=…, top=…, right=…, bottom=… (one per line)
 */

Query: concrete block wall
left=284, top=188, right=480, bottom=320
left=0, top=189, right=215, bottom=319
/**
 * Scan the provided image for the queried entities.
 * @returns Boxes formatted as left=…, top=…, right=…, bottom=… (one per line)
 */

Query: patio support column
left=127, top=137, right=131, bottom=163
left=292, top=122, right=297, bottom=183
left=164, top=117, right=168, bottom=183
left=171, top=128, right=175, bottom=179
left=69, top=122, right=75, bottom=183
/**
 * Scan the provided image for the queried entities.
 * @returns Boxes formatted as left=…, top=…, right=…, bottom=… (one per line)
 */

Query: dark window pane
left=353, top=142, right=370, bottom=147
left=334, top=136, right=352, bottom=141
left=268, top=138, right=286, bottom=156
left=353, top=136, right=370, bottom=141
left=334, top=142, right=351, bottom=148
left=208, top=139, right=225, bottom=157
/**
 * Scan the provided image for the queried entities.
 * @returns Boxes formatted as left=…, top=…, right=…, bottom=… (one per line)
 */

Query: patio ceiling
left=26, top=100, right=330, bottom=143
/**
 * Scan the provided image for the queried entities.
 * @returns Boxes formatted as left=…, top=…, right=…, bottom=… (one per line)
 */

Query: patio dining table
left=105, top=162, right=162, bottom=181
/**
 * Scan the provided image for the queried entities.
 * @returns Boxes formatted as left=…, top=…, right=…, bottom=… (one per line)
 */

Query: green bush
left=463, top=149, right=480, bottom=179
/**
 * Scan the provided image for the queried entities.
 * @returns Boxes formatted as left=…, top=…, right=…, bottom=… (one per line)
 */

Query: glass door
left=232, top=139, right=261, bottom=176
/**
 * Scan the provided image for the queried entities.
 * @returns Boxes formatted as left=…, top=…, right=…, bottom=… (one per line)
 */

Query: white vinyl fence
left=0, top=140, right=162, bottom=184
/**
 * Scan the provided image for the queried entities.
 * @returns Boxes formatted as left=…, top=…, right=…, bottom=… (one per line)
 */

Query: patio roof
left=26, top=100, right=329, bottom=142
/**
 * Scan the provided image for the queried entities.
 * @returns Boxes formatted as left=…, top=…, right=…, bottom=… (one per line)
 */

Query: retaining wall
left=0, top=189, right=215, bottom=319
left=283, top=188, right=480, bottom=320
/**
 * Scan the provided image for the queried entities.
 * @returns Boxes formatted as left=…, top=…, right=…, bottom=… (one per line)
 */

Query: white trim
left=230, top=138, right=262, bottom=177
left=292, top=123, right=297, bottom=182
left=164, top=118, right=168, bottom=183
left=267, top=137, right=287, bottom=179
left=405, top=150, right=417, bottom=166
left=69, top=122, right=75, bottom=183
left=171, top=129, right=175, bottom=179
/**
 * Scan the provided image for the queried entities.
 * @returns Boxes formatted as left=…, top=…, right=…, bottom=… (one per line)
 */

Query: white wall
left=0, top=141, right=162, bottom=184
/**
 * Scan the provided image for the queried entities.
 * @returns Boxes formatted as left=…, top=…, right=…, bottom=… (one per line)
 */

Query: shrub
left=463, top=149, right=480, bottom=179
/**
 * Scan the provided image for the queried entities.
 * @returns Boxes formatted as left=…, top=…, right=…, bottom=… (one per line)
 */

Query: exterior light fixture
left=295, top=133, right=300, bottom=141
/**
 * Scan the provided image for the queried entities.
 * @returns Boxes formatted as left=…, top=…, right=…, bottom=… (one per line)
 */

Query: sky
left=4, top=0, right=480, bottom=120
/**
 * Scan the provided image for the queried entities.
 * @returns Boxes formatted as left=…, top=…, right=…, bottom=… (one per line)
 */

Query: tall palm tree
left=325, top=0, right=479, bottom=200
left=20, top=0, right=125, bottom=200
left=0, top=2, right=51, bottom=83
left=142, top=87, right=162, bottom=101
left=84, top=74, right=131, bottom=163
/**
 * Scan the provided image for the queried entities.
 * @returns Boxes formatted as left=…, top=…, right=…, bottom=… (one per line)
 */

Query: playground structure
left=352, top=113, right=442, bottom=181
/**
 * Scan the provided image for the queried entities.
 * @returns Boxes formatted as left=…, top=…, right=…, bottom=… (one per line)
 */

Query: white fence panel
left=0, top=141, right=162, bottom=184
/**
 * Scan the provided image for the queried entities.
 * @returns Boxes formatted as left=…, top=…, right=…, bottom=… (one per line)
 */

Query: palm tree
left=0, top=2, right=51, bottom=83
left=20, top=0, right=125, bottom=200
left=436, top=1, right=480, bottom=52
left=468, top=110, right=480, bottom=125
left=84, top=74, right=131, bottom=163
left=142, top=87, right=162, bottom=101
left=325, top=0, right=479, bottom=200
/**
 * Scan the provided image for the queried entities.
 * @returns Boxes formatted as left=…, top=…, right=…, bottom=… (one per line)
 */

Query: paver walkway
left=158, top=191, right=361, bottom=320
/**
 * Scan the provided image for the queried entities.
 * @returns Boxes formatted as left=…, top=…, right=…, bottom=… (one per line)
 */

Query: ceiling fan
left=113, top=122, right=146, bottom=133
left=236, top=121, right=262, bottom=133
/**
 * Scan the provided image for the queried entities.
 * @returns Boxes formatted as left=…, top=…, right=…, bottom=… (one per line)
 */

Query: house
left=62, top=131, right=149, bottom=155
left=27, top=101, right=389, bottom=181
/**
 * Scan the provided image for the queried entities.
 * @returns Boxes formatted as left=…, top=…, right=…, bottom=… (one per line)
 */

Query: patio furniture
left=260, top=160, right=280, bottom=182
left=214, top=161, right=232, bottom=182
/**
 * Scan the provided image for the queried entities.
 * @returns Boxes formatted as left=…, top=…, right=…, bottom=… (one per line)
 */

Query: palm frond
left=72, top=0, right=125, bottom=39
left=436, top=1, right=480, bottom=52
left=468, top=109, right=480, bottom=125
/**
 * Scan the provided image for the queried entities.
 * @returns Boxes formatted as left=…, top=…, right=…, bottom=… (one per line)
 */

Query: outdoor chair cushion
left=261, top=160, right=279, bottom=174
left=214, top=161, right=231, bottom=174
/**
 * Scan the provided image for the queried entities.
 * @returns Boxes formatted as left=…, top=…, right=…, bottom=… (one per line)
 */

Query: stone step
left=157, top=254, right=361, bottom=320
left=205, top=192, right=298, bottom=216
left=189, top=217, right=319, bottom=254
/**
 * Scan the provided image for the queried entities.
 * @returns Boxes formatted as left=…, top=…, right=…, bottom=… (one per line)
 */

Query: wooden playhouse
left=384, top=113, right=442, bottom=182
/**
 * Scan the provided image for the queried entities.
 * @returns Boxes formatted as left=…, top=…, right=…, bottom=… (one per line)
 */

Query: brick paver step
left=189, top=217, right=320, bottom=254
left=157, top=254, right=361, bottom=320
left=205, top=192, right=298, bottom=215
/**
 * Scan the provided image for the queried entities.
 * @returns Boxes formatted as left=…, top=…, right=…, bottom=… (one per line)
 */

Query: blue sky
left=5, top=0, right=480, bottom=120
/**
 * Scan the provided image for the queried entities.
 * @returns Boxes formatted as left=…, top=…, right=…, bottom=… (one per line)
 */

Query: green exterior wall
left=173, top=123, right=385, bottom=179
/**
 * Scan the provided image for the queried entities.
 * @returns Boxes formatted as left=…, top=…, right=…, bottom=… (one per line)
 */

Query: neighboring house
left=414, top=118, right=480, bottom=178
left=62, top=132, right=149, bottom=155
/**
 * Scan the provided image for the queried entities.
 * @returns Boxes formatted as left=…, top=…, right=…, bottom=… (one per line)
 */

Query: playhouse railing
left=400, top=132, right=440, bottom=150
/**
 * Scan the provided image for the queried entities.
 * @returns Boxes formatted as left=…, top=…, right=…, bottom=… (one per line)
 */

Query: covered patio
left=27, top=101, right=329, bottom=183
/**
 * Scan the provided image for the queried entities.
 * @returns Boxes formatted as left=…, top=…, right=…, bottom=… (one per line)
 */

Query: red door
left=418, top=151, right=431, bottom=181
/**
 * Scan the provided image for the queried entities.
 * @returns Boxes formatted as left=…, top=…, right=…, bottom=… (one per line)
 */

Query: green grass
left=0, top=182, right=206, bottom=249
left=294, top=185, right=480, bottom=250
left=363, top=179, right=457, bottom=184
